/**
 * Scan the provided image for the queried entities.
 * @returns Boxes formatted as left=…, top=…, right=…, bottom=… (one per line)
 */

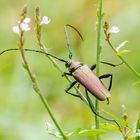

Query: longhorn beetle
left=0, top=24, right=122, bottom=128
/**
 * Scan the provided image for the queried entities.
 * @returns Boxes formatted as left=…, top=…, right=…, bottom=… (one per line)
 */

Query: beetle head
left=66, top=60, right=81, bottom=72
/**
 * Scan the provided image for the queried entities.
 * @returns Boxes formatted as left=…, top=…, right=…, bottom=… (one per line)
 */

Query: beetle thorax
left=67, top=60, right=81, bottom=73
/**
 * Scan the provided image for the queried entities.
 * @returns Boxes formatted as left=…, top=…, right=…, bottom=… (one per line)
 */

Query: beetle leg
left=101, top=61, right=123, bottom=67
left=76, top=83, right=81, bottom=95
left=99, top=74, right=112, bottom=104
left=77, top=83, right=80, bottom=89
left=62, top=72, right=72, bottom=77
left=90, top=64, right=96, bottom=71
left=90, top=61, right=122, bottom=71
left=85, top=90, right=121, bottom=128
left=99, top=74, right=112, bottom=91
left=65, top=81, right=81, bottom=99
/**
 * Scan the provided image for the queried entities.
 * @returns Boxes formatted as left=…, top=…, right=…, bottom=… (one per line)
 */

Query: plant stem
left=20, top=55, right=68, bottom=140
left=18, top=32, right=68, bottom=140
left=95, top=0, right=103, bottom=140
left=104, top=31, right=140, bottom=78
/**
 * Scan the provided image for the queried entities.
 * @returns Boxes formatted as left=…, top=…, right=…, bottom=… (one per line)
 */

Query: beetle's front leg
left=62, top=72, right=82, bottom=99
left=62, top=72, right=72, bottom=77
left=65, top=81, right=82, bottom=99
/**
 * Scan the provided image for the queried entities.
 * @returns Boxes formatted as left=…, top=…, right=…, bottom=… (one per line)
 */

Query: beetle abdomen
left=72, top=65, right=111, bottom=101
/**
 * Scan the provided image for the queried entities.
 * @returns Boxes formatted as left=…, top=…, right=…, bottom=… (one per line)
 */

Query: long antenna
left=64, top=24, right=83, bottom=60
left=64, top=25, right=72, bottom=60
left=66, top=24, right=83, bottom=41
left=0, top=48, right=67, bottom=63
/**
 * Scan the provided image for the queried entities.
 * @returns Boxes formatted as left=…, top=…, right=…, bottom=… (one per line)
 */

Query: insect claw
left=107, top=98, right=110, bottom=104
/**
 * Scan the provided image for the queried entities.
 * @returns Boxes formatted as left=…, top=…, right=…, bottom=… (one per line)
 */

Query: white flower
left=109, top=26, right=120, bottom=34
left=13, top=25, right=20, bottom=34
left=23, top=17, right=31, bottom=24
left=17, top=21, right=20, bottom=24
left=12, top=17, right=31, bottom=34
left=20, top=23, right=30, bottom=31
left=40, top=16, right=51, bottom=25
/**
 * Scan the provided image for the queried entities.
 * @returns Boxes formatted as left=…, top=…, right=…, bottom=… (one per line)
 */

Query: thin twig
left=104, top=22, right=140, bottom=79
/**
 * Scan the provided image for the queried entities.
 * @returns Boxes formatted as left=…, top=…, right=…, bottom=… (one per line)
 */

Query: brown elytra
left=68, top=60, right=111, bottom=101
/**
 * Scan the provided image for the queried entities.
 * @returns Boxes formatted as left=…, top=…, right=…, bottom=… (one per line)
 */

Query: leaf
left=67, top=128, right=105, bottom=137
left=116, top=40, right=128, bottom=52
left=46, top=123, right=105, bottom=139
left=117, top=50, right=130, bottom=56
left=77, top=129, right=105, bottom=136
left=66, top=128, right=82, bottom=137
left=100, top=123, right=118, bottom=131
left=46, top=122, right=63, bottom=139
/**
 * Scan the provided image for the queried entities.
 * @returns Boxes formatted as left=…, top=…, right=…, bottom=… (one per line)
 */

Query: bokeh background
left=0, top=0, right=140, bottom=140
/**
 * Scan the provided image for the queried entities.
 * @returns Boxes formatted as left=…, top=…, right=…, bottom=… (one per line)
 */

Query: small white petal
left=109, top=26, right=120, bottom=34
left=20, top=23, right=30, bottom=31
left=40, top=16, right=51, bottom=25
left=12, top=25, right=20, bottom=34
left=17, top=20, right=20, bottom=24
left=23, top=17, right=31, bottom=24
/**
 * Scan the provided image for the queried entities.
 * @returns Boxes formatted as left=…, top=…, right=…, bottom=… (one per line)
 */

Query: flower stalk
left=103, top=22, right=140, bottom=79
left=16, top=6, right=68, bottom=140
left=95, top=0, right=103, bottom=140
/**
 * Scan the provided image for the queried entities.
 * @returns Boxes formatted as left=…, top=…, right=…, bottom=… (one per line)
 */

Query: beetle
left=0, top=24, right=121, bottom=127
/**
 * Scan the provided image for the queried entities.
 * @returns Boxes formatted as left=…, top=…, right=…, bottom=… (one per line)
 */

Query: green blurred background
left=0, top=0, right=140, bottom=140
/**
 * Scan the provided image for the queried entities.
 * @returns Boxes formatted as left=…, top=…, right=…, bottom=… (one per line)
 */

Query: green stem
left=22, top=58, right=68, bottom=140
left=95, top=0, right=103, bottom=139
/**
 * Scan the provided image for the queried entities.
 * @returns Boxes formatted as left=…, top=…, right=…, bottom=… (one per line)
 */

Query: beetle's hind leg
left=85, top=90, right=121, bottom=128
left=99, top=73, right=113, bottom=104
left=99, top=74, right=112, bottom=91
